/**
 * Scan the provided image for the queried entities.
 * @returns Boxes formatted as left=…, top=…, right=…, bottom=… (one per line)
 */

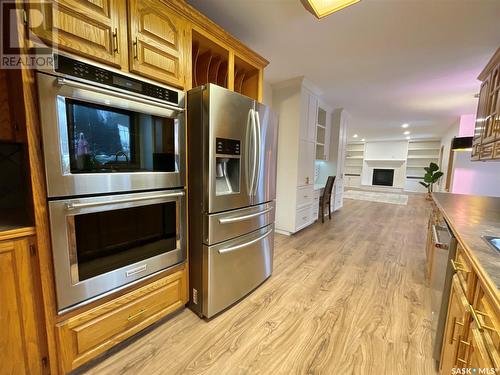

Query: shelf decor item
left=419, top=162, right=443, bottom=198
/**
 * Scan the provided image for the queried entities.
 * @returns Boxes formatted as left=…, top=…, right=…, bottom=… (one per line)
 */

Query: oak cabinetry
left=56, top=267, right=188, bottom=373
left=190, top=29, right=265, bottom=100
left=128, top=0, right=188, bottom=87
left=440, top=276, right=470, bottom=375
left=29, top=0, right=128, bottom=69
left=471, top=48, right=500, bottom=161
left=0, top=231, right=48, bottom=375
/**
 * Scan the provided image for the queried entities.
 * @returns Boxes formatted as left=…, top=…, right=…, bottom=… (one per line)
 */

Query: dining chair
left=319, top=176, right=336, bottom=223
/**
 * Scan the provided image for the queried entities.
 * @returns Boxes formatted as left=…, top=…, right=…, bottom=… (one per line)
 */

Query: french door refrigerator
left=187, top=84, right=278, bottom=318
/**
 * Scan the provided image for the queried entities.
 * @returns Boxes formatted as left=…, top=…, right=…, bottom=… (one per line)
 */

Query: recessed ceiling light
left=353, top=134, right=358, bottom=138
left=361, top=138, right=365, bottom=142
left=406, top=136, right=411, bottom=140
left=403, top=131, right=410, bottom=135
left=401, top=123, right=409, bottom=128
left=301, top=0, right=361, bottom=19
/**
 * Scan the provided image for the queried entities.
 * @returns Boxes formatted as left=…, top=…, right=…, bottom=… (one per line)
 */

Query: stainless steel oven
left=49, top=189, right=186, bottom=312
left=37, top=54, right=185, bottom=198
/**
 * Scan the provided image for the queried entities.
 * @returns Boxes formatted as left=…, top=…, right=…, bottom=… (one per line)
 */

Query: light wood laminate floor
left=81, top=195, right=436, bottom=375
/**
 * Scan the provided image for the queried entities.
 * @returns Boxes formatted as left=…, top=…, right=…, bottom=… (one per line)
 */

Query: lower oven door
left=48, top=189, right=186, bottom=312
left=203, top=224, right=274, bottom=318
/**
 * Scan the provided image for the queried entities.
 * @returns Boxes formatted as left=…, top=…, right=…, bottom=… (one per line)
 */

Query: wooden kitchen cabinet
left=440, top=276, right=470, bottom=375
left=0, top=69, right=15, bottom=141
left=466, top=326, right=495, bottom=370
left=0, top=232, right=48, bottom=375
left=471, top=48, right=500, bottom=161
left=29, top=0, right=128, bottom=69
left=128, top=0, right=188, bottom=88
left=56, top=266, right=188, bottom=373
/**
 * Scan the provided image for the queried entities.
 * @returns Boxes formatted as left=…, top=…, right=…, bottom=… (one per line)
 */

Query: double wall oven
left=37, top=54, right=186, bottom=312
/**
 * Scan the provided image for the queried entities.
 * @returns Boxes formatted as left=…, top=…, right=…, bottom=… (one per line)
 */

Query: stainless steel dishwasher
left=431, top=219, right=457, bottom=367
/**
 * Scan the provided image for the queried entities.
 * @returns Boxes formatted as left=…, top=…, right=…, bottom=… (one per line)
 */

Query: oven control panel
left=216, top=138, right=240, bottom=155
left=54, top=54, right=179, bottom=105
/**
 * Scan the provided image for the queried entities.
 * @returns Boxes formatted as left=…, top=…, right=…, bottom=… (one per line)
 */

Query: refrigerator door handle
left=218, top=228, right=273, bottom=254
left=252, top=110, right=262, bottom=196
left=245, top=109, right=256, bottom=195
left=218, top=206, right=274, bottom=224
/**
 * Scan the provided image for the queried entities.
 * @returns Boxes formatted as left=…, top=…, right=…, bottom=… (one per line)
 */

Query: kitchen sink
left=483, top=236, right=500, bottom=253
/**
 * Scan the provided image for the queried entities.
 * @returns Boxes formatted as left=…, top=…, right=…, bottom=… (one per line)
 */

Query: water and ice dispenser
left=215, top=138, right=240, bottom=195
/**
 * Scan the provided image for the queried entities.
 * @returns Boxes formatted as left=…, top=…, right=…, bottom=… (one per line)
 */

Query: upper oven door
left=36, top=72, right=185, bottom=198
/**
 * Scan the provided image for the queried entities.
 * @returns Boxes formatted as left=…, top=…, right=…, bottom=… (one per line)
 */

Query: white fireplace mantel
left=361, top=159, right=407, bottom=188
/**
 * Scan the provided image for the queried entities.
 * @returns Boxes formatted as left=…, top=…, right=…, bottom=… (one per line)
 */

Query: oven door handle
left=65, top=191, right=184, bottom=211
left=56, top=77, right=185, bottom=113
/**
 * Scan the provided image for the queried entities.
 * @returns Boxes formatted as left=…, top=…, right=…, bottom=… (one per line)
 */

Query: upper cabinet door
left=30, top=0, right=128, bottom=69
left=128, top=0, right=187, bottom=88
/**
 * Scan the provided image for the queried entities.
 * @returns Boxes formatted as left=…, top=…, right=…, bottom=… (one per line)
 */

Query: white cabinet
left=272, top=77, right=322, bottom=235
left=315, top=101, right=332, bottom=161
left=298, top=140, right=315, bottom=187
left=300, top=88, right=317, bottom=142
left=306, top=91, right=318, bottom=142
left=330, top=109, right=350, bottom=211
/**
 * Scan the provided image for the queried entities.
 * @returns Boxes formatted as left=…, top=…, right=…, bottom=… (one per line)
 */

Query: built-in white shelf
left=408, top=147, right=441, bottom=151
left=407, top=155, right=440, bottom=159
left=345, top=156, right=364, bottom=159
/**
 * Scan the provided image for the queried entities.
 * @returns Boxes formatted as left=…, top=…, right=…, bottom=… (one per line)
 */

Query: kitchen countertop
left=432, top=192, right=500, bottom=296
left=314, top=184, right=324, bottom=190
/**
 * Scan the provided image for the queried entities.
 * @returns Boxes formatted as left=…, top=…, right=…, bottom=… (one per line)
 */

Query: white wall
left=262, top=80, right=273, bottom=107
left=452, top=152, right=500, bottom=197
left=439, top=119, right=460, bottom=192
left=364, top=141, right=408, bottom=160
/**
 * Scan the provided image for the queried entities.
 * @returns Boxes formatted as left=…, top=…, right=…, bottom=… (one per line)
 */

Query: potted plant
left=419, top=162, right=444, bottom=199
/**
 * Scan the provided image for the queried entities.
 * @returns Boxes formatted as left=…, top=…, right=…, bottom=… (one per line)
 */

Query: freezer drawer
left=203, top=224, right=274, bottom=318
left=204, top=201, right=275, bottom=245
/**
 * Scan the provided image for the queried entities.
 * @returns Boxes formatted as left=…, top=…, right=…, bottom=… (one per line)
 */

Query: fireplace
left=372, top=169, right=394, bottom=186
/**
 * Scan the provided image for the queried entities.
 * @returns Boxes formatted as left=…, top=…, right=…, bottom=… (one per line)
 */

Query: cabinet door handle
left=112, top=28, right=119, bottom=54
left=449, top=317, right=464, bottom=344
left=456, top=338, right=470, bottom=365
left=470, top=305, right=497, bottom=333
left=306, top=177, right=310, bottom=184
left=133, top=37, right=139, bottom=59
left=450, top=259, right=469, bottom=273
left=127, top=308, right=147, bottom=321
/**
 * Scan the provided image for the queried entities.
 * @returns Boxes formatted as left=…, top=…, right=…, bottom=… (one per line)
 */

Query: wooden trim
left=0, top=227, right=36, bottom=242
left=161, top=0, right=269, bottom=68
left=478, top=47, right=500, bottom=81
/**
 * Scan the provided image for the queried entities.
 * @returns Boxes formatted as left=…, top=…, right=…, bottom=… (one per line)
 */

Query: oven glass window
left=66, top=99, right=176, bottom=173
left=73, top=202, right=178, bottom=281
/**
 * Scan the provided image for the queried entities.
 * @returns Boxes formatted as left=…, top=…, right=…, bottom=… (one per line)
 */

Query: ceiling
left=187, top=0, right=500, bottom=141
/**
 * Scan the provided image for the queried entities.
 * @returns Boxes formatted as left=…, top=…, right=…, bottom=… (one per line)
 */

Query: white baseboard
left=275, top=228, right=292, bottom=236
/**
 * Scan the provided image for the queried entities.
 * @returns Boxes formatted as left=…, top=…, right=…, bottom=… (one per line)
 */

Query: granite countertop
left=433, top=192, right=500, bottom=295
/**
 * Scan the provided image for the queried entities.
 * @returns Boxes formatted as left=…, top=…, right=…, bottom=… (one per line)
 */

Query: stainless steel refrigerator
left=187, top=84, right=278, bottom=318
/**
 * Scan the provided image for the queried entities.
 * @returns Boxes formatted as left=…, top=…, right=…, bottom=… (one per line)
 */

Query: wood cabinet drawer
left=297, top=186, right=314, bottom=208
left=295, top=205, right=312, bottom=231
left=494, top=140, right=500, bottom=159
left=480, top=142, right=494, bottom=160
left=471, top=282, right=500, bottom=368
left=56, top=267, right=187, bottom=373
left=452, top=245, right=475, bottom=298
